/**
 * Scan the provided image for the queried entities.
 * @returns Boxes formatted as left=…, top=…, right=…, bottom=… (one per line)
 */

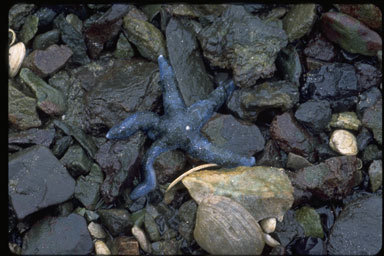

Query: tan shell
left=194, top=195, right=265, bottom=255
left=329, top=129, right=358, bottom=156
left=9, top=42, right=26, bottom=78
left=260, top=217, right=277, bottom=233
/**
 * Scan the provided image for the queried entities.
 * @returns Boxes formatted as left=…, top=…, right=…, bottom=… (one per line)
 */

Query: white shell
left=9, top=42, right=26, bottom=78
left=263, top=233, right=281, bottom=247
left=260, top=217, right=277, bottom=233
left=329, top=129, right=358, bottom=156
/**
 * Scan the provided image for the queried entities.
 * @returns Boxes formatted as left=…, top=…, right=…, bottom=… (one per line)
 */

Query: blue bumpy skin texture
left=106, top=55, right=256, bottom=200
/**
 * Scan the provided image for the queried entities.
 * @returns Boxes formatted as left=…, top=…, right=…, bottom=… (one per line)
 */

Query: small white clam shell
left=260, top=217, right=277, bottom=233
left=9, top=42, right=26, bottom=78
left=263, top=233, right=281, bottom=247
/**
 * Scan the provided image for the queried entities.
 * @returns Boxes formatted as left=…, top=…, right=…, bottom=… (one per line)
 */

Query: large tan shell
left=194, top=195, right=265, bottom=255
left=9, top=42, right=26, bottom=78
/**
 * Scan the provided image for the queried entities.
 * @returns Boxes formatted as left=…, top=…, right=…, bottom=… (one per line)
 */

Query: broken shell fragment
left=263, top=233, right=281, bottom=247
left=260, top=217, right=277, bottom=233
left=329, top=129, right=358, bottom=156
left=9, top=42, right=26, bottom=78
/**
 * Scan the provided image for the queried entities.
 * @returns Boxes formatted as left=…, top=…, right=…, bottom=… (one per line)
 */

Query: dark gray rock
left=354, top=62, right=382, bottom=91
left=257, top=139, right=283, bottom=168
left=166, top=17, right=215, bottom=106
left=178, top=200, right=197, bottom=242
left=276, top=45, right=302, bottom=87
left=34, top=7, right=57, bottom=29
left=8, top=145, right=75, bottom=219
left=356, top=86, right=382, bottom=117
left=32, top=29, right=60, bottom=50
left=362, top=144, right=382, bottom=164
left=75, top=163, right=103, bottom=210
left=8, top=128, right=55, bottom=149
left=201, top=113, right=265, bottom=157
left=275, top=210, right=305, bottom=247
left=51, top=135, right=73, bottom=158
left=327, top=194, right=382, bottom=255
left=60, top=145, right=93, bottom=177
left=294, top=100, right=332, bottom=134
left=154, top=150, right=186, bottom=184
left=98, top=208, right=133, bottom=236
left=286, top=152, right=313, bottom=171
left=362, top=98, right=382, bottom=145
left=356, top=127, right=373, bottom=151
left=303, top=33, right=336, bottom=62
left=22, top=213, right=93, bottom=254
left=53, top=13, right=90, bottom=65
left=198, top=5, right=287, bottom=87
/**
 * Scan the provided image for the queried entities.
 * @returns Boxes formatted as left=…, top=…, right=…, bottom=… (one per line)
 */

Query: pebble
left=295, top=206, right=324, bottom=238
left=303, top=33, right=336, bottom=61
left=335, top=4, right=382, bottom=30
left=111, top=236, right=140, bottom=255
left=32, top=29, right=60, bottom=50
left=9, top=4, right=36, bottom=30
left=20, top=15, right=39, bottom=44
left=286, top=152, right=313, bottom=171
left=354, top=62, right=382, bottom=91
left=329, top=129, right=358, bottom=156
left=132, top=225, right=152, bottom=253
left=260, top=217, right=277, bottom=234
left=66, top=13, right=83, bottom=33
left=95, top=240, right=111, bottom=255
left=329, top=112, right=362, bottom=131
left=295, top=100, right=332, bottom=134
left=75, top=164, right=104, bottom=210
left=283, top=4, right=317, bottom=42
left=113, top=33, right=134, bottom=59
left=61, top=144, right=93, bottom=177
left=368, top=160, right=382, bottom=192
left=362, top=98, right=382, bottom=145
left=97, top=208, right=133, bottom=236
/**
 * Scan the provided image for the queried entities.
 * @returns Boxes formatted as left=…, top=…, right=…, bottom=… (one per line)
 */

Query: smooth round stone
left=329, top=129, right=358, bottom=156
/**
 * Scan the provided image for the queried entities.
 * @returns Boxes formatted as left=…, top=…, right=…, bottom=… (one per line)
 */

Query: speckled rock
left=9, top=4, right=36, bottom=30
left=368, top=160, right=382, bottom=192
left=303, top=33, right=337, bottom=62
left=154, top=150, right=186, bottom=184
left=34, top=7, right=57, bottom=29
left=9, top=145, right=75, bottom=219
left=60, top=144, right=93, bottom=177
left=356, top=86, right=382, bottom=117
left=8, top=80, right=41, bottom=130
left=292, top=156, right=362, bottom=200
left=23, top=44, right=73, bottom=78
left=8, top=127, right=55, bottom=150
left=144, top=212, right=161, bottom=242
left=111, top=236, right=139, bottom=255
left=321, top=12, right=382, bottom=56
left=198, top=5, right=287, bottom=87
left=66, top=13, right=83, bottom=33
left=283, top=4, right=317, bottom=42
left=201, top=114, right=265, bottom=157
left=295, top=100, right=332, bottom=134
left=20, top=15, right=39, bottom=44
left=362, top=98, right=382, bottom=145
left=327, top=194, right=382, bottom=255
left=98, top=209, right=133, bottom=236
left=178, top=200, right=197, bottom=242
left=356, top=127, right=373, bottom=151
left=354, top=62, right=382, bottom=91
left=270, top=112, right=317, bottom=162
left=113, top=33, right=134, bottom=59
left=32, top=29, right=60, bottom=50
left=362, top=144, right=382, bottom=164
left=22, top=213, right=93, bottom=255
left=329, top=112, right=361, bottom=131
left=295, top=206, right=324, bottom=238
left=151, top=239, right=180, bottom=255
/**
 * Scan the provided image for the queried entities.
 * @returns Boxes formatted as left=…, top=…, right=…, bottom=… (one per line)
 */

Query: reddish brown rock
left=111, top=236, right=139, bottom=255
left=335, top=4, right=382, bottom=31
left=23, top=44, right=73, bottom=77
left=270, top=112, right=316, bottom=162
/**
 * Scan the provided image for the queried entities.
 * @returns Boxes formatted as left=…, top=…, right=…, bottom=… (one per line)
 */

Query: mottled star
left=106, top=55, right=255, bottom=200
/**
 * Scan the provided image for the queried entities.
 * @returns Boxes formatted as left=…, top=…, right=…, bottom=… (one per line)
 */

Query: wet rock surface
left=9, top=145, right=75, bottom=219
left=294, top=100, right=332, bottom=134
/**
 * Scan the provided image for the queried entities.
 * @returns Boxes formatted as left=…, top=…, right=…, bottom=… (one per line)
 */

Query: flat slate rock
left=22, top=213, right=93, bottom=254
left=8, top=145, right=75, bottom=219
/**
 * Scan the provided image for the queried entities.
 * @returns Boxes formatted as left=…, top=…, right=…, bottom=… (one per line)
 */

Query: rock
left=270, top=112, right=317, bottom=162
left=295, top=206, right=324, bottom=239
left=55, top=201, right=74, bottom=217
left=111, top=236, right=139, bottom=255
left=362, top=144, right=382, bottom=164
left=151, top=239, right=180, bottom=255
left=356, top=87, right=382, bottom=117
left=124, top=5, right=148, bottom=21
left=19, top=15, right=39, bottom=44
left=88, top=222, right=107, bottom=239
left=303, top=33, right=337, bottom=61
left=84, top=210, right=99, bottom=222
left=8, top=127, right=55, bottom=149
left=356, top=127, right=373, bottom=151
left=84, top=4, right=130, bottom=59
left=23, top=44, right=73, bottom=77
left=329, top=112, right=362, bottom=131
left=95, top=132, right=145, bottom=203
left=177, top=200, right=197, bottom=241
left=51, top=136, right=73, bottom=158
left=9, top=4, right=36, bottom=30
left=84, top=59, right=161, bottom=133
left=321, top=12, right=382, bottom=56
left=182, top=166, right=294, bottom=222
left=295, top=100, right=332, bottom=134
left=368, top=160, right=382, bottom=192
left=97, top=209, right=133, bottom=236
left=132, top=226, right=152, bottom=253
left=257, top=139, right=283, bottom=168
left=19, top=68, right=67, bottom=116
left=362, top=99, right=382, bottom=145
left=166, top=17, right=215, bottom=106
left=292, top=156, right=362, bottom=200
left=197, top=5, right=287, bottom=87
left=8, top=81, right=41, bottom=130
left=301, top=63, right=359, bottom=111
left=60, top=145, right=93, bottom=177
left=144, top=212, right=161, bottom=242
left=329, top=129, right=358, bottom=156
left=275, top=210, right=305, bottom=246
left=9, top=145, right=75, bottom=219
left=123, top=15, right=166, bottom=61
left=22, top=213, right=93, bottom=254
left=283, top=4, right=317, bottom=42
left=154, top=150, right=186, bottom=184
left=227, top=81, right=299, bottom=121
left=201, top=114, right=265, bottom=157
left=113, top=33, right=134, bottom=59
left=95, top=240, right=111, bottom=255
left=335, top=4, right=382, bottom=30
left=354, top=62, right=382, bottom=91
left=75, top=163, right=104, bottom=210
left=53, top=13, right=90, bottom=65
left=327, top=194, right=382, bottom=255
left=275, top=45, right=302, bottom=87
left=53, top=120, right=98, bottom=159
left=66, top=13, right=83, bottom=33
left=32, top=29, right=60, bottom=50
left=34, top=7, right=57, bottom=29
left=286, top=152, right=313, bottom=171
left=305, top=57, right=328, bottom=71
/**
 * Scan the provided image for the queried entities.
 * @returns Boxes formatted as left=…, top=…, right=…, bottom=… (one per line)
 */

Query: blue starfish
left=106, top=55, right=255, bottom=200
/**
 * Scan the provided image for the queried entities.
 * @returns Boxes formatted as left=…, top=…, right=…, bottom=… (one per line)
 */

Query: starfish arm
left=106, top=111, right=160, bottom=140
left=158, top=55, right=186, bottom=114
left=186, top=134, right=255, bottom=167
left=187, top=80, right=236, bottom=126
left=130, top=137, right=173, bottom=200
